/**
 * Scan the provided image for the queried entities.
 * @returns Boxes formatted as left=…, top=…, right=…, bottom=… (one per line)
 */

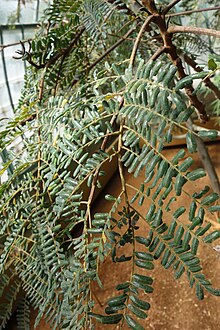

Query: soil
left=5, top=141, right=220, bottom=330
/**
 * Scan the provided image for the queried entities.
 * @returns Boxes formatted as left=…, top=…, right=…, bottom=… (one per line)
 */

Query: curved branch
left=130, top=16, right=154, bottom=66
left=168, top=25, right=220, bottom=38
left=168, top=6, right=220, bottom=17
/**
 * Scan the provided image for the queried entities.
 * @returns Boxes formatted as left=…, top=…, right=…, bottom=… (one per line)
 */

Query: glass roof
left=0, top=1, right=51, bottom=182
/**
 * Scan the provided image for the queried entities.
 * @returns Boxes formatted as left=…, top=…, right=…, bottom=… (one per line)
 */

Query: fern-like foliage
left=0, top=1, right=220, bottom=329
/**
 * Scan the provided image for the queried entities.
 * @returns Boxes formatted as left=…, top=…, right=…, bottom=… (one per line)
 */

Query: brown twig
left=53, top=54, right=66, bottom=96
left=88, top=27, right=135, bottom=72
left=84, top=98, right=124, bottom=225
left=183, top=54, right=220, bottom=100
left=0, top=39, right=32, bottom=52
left=85, top=112, right=119, bottom=230
left=162, top=0, right=182, bottom=15
left=142, top=0, right=158, bottom=14
left=28, top=27, right=85, bottom=70
left=36, top=28, right=85, bottom=101
left=130, top=15, right=154, bottom=66
left=141, top=0, right=209, bottom=122
left=147, top=46, right=166, bottom=62
left=168, top=6, right=220, bottom=17
left=71, top=27, right=136, bottom=88
left=106, top=0, right=139, bottom=17
left=168, top=25, right=220, bottom=38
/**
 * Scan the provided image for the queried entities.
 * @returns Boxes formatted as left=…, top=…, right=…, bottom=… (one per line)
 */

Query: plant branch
left=84, top=103, right=122, bottom=229
left=163, top=0, right=182, bottom=15
left=130, top=15, right=154, bottom=66
left=28, top=27, right=85, bottom=70
left=106, top=0, right=139, bottom=17
left=183, top=54, right=220, bottom=100
left=88, top=27, right=135, bottom=72
left=142, top=0, right=158, bottom=14
left=148, top=46, right=166, bottom=62
left=118, top=117, right=130, bottom=208
left=37, top=28, right=85, bottom=100
left=168, top=25, right=220, bottom=38
left=144, top=9, right=209, bottom=121
left=168, top=6, right=220, bottom=18
left=0, top=39, right=32, bottom=52
left=53, top=54, right=66, bottom=96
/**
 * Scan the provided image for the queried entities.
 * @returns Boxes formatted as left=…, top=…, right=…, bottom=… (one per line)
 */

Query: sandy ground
left=5, top=141, right=220, bottom=330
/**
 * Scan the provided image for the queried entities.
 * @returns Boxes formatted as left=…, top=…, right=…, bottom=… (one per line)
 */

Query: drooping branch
left=168, top=25, right=220, bottom=38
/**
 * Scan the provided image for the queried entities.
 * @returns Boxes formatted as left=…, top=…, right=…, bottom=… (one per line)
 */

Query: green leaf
left=173, top=206, right=186, bottom=219
left=105, top=304, right=125, bottom=314
left=195, top=223, right=211, bottom=236
left=135, top=235, right=152, bottom=247
left=182, top=232, right=191, bottom=249
left=87, top=228, right=103, bottom=234
left=105, top=194, right=116, bottom=201
left=135, top=260, right=154, bottom=270
left=132, top=280, right=153, bottom=292
left=107, top=294, right=128, bottom=307
left=127, top=304, right=147, bottom=319
left=152, top=208, right=163, bottom=227
left=201, top=193, right=219, bottom=206
left=193, top=186, right=210, bottom=199
left=174, top=173, right=187, bottom=196
left=189, top=201, right=197, bottom=221
left=187, top=168, right=206, bottom=181
left=134, top=252, right=154, bottom=261
left=116, top=282, right=130, bottom=291
left=191, top=237, right=199, bottom=255
left=154, top=242, right=166, bottom=259
left=125, top=314, right=144, bottom=330
left=161, top=249, right=171, bottom=266
left=89, top=313, right=123, bottom=324
left=189, top=216, right=202, bottom=230
left=190, top=72, right=209, bottom=80
left=196, top=283, right=204, bottom=300
left=133, top=274, right=153, bottom=285
left=146, top=204, right=156, bottom=221
left=174, top=225, right=184, bottom=245
left=130, top=295, right=151, bottom=311
left=175, top=76, right=193, bottom=91
left=198, top=130, right=218, bottom=139
left=204, top=230, right=220, bottom=243
left=179, top=157, right=193, bottom=172
left=171, top=149, right=186, bottom=165
left=209, top=205, right=220, bottom=212
left=174, top=264, right=185, bottom=279
left=208, top=58, right=217, bottom=70
left=186, top=132, right=197, bottom=153
left=164, top=254, right=176, bottom=269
